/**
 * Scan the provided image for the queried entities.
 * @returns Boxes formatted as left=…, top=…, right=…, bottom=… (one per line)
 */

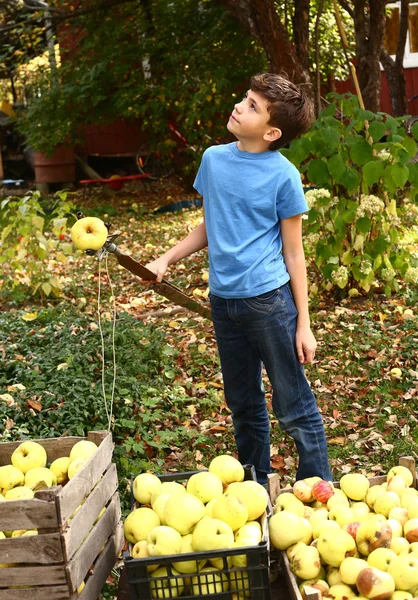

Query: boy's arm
left=145, top=219, right=208, bottom=282
left=281, top=214, right=317, bottom=365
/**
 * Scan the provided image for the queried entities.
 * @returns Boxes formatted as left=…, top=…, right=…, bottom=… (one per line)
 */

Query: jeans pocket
left=242, top=289, right=280, bottom=314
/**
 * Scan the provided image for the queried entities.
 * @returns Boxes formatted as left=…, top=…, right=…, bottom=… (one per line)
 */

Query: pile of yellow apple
left=0, top=439, right=98, bottom=541
left=269, top=465, right=418, bottom=600
left=123, top=455, right=269, bottom=598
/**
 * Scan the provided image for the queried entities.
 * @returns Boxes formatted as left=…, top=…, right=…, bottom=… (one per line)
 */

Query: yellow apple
left=68, top=457, right=87, bottom=480
left=11, top=441, right=47, bottom=474
left=367, top=547, right=397, bottom=571
left=151, top=482, right=186, bottom=506
left=212, top=493, right=248, bottom=531
left=208, top=455, right=244, bottom=484
left=226, top=480, right=268, bottom=520
left=147, top=525, right=182, bottom=557
left=132, top=472, right=162, bottom=505
left=235, top=521, right=262, bottom=544
left=401, top=488, right=418, bottom=510
left=300, top=517, right=314, bottom=545
left=191, top=567, right=229, bottom=595
left=69, top=440, right=97, bottom=463
left=328, top=583, right=357, bottom=599
left=317, top=528, right=356, bottom=567
left=25, top=467, right=54, bottom=489
left=229, top=570, right=250, bottom=596
left=274, top=492, right=305, bottom=517
left=366, top=485, right=386, bottom=510
left=11, top=529, right=37, bottom=537
left=387, top=474, right=408, bottom=497
left=186, top=471, right=223, bottom=504
left=389, top=506, right=409, bottom=527
left=356, top=567, right=395, bottom=599
left=389, top=592, right=413, bottom=600
left=4, top=486, right=34, bottom=500
left=204, top=497, right=217, bottom=517
left=339, top=556, right=369, bottom=585
left=387, top=518, right=403, bottom=538
left=49, top=457, right=71, bottom=485
left=356, top=515, right=393, bottom=556
left=0, top=465, right=24, bottom=492
left=390, top=536, right=410, bottom=555
left=387, top=554, right=418, bottom=590
left=123, top=507, right=160, bottom=544
left=71, top=217, right=108, bottom=251
left=374, top=492, right=401, bottom=518
left=328, top=492, right=350, bottom=510
left=191, top=516, right=234, bottom=552
left=329, top=505, right=355, bottom=527
left=131, top=540, right=159, bottom=572
left=152, top=493, right=170, bottom=525
left=172, top=534, right=207, bottom=573
left=299, top=579, right=330, bottom=599
left=149, top=566, right=184, bottom=598
left=268, top=510, right=306, bottom=550
left=351, top=501, right=371, bottom=522
left=327, top=565, right=343, bottom=586
left=340, top=473, right=370, bottom=501
left=163, top=492, right=205, bottom=535
left=407, top=498, right=418, bottom=519
left=387, top=465, right=414, bottom=488
left=289, top=543, right=321, bottom=580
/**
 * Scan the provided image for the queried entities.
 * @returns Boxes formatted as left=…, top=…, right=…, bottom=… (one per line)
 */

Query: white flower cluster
left=404, top=267, right=418, bottom=284
left=305, top=188, right=331, bottom=208
left=331, top=266, right=349, bottom=287
left=356, top=195, right=385, bottom=218
left=359, top=260, right=372, bottom=276
left=381, top=267, right=395, bottom=281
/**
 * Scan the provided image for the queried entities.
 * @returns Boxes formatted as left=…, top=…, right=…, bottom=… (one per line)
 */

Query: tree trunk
left=380, top=0, right=409, bottom=116
left=353, top=0, right=387, bottom=112
left=293, top=0, right=310, bottom=73
left=219, top=0, right=312, bottom=87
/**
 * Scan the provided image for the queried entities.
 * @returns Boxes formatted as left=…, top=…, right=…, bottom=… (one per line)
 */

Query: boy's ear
left=263, top=127, right=282, bottom=143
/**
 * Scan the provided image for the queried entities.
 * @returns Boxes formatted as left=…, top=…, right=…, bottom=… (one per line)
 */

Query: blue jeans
left=209, top=283, right=332, bottom=485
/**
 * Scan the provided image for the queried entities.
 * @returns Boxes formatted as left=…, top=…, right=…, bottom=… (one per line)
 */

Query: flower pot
left=33, top=145, right=75, bottom=183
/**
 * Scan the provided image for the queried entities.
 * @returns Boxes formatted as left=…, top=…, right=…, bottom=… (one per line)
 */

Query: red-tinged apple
left=367, top=547, right=397, bottom=572
left=311, top=480, right=335, bottom=504
left=356, top=516, right=393, bottom=556
left=389, top=507, right=409, bottom=527
left=293, top=479, right=314, bottom=503
left=149, top=566, right=184, bottom=598
left=340, top=473, right=370, bottom=501
left=404, top=519, right=418, bottom=543
left=374, top=491, right=401, bottom=518
left=387, top=465, right=414, bottom=488
left=317, top=528, right=356, bottom=567
left=71, top=217, right=108, bottom=251
left=343, top=521, right=362, bottom=540
left=191, top=517, right=234, bottom=552
left=328, top=583, right=357, bottom=599
left=11, top=441, right=47, bottom=474
left=186, top=471, right=223, bottom=504
left=290, top=544, right=321, bottom=580
left=274, top=492, right=305, bottom=517
left=268, top=511, right=306, bottom=550
left=356, top=567, right=395, bottom=599
left=340, top=556, right=369, bottom=585
left=390, top=536, right=410, bottom=555
left=208, top=455, right=244, bottom=484
left=164, top=492, right=205, bottom=535
left=387, top=554, right=418, bottom=590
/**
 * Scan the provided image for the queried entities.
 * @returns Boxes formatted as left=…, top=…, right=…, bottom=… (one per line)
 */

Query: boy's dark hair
left=250, top=73, right=314, bottom=150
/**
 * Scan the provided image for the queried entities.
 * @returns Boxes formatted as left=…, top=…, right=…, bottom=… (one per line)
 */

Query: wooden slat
left=304, top=586, right=321, bottom=600
left=75, top=522, right=124, bottom=600
left=399, top=456, right=417, bottom=487
left=0, top=532, right=63, bottom=564
left=0, top=564, right=67, bottom=588
left=0, top=584, right=70, bottom=600
left=0, top=437, right=84, bottom=466
left=62, top=463, right=118, bottom=561
left=66, top=493, right=121, bottom=591
left=0, top=497, right=58, bottom=531
left=56, top=433, right=114, bottom=526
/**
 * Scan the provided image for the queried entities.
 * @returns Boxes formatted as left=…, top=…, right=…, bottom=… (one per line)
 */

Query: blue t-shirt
left=193, top=142, right=308, bottom=299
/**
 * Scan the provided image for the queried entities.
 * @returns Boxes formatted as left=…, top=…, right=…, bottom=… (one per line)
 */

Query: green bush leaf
left=307, top=159, right=330, bottom=185
left=390, top=164, right=409, bottom=187
left=341, top=167, right=361, bottom=192
left=327, top=155, right=346, bottom=181
left=356, top=216, right=372, bottom=234
left=362, top=160, right=385, bottom=185
left=350, top=139, right=374, bottom=166
left=368, top=121, right=387, bottom=141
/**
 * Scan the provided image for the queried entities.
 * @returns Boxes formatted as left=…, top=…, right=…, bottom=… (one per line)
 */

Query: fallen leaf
left=21, top=312, right=38, bottom=321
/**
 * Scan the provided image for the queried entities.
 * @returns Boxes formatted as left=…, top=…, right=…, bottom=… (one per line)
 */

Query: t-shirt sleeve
left=276, top=165, right=308, bottom=219
left=193, top=151, right=206, bottom=196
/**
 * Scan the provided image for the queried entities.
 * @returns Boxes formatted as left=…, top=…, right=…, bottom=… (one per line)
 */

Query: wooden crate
left=267, top=456, right=417, bottom=600
left=0, top=430, right=124, bottom=600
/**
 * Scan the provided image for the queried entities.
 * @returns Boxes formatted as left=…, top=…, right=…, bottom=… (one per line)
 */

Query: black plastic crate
left=123, top=465, right=271, bottom=599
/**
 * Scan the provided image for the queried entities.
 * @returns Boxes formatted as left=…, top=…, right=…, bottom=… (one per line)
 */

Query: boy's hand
left=296, top=325, right=317, bottom=365
left=142, top=257, right=169, bottom=284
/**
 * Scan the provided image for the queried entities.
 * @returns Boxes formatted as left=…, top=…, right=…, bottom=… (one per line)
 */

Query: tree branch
left=396, top=0, right=409, bottom=67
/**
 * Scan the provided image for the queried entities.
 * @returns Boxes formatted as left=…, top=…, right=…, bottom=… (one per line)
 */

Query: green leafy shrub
left=283, top=93, right=418, bottom=296
left=0, top=191, right=75, bottom=300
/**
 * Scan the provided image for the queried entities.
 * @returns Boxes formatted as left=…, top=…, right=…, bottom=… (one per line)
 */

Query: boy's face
left=227, top=89, right=281, bottom=145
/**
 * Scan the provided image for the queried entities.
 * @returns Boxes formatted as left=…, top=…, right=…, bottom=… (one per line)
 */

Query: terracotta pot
left=33, top=145, right=75, bottom=183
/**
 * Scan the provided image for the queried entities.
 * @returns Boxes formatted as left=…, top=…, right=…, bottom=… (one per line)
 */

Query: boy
left=145, top=73, right=332, bottom=485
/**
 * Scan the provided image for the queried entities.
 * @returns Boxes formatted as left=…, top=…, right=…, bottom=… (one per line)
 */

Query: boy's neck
left=236, top=139, right=271, bottom=154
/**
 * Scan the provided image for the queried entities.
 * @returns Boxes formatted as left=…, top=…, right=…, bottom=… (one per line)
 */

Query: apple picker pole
left=76, top=213, right=212, bottom=321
